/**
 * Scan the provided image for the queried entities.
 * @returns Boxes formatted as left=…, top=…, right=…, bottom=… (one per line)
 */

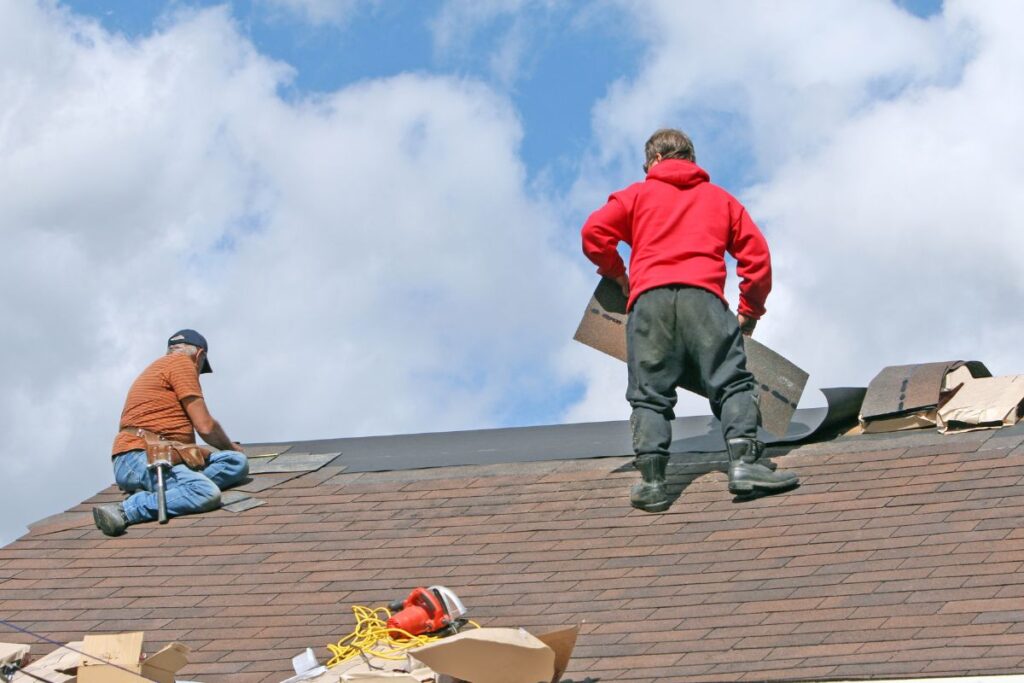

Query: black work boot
left=726, top=438, right=798, bottom=494
left=630, top=455, right=670, bottom=512
left=93, top=503, right=129, bottom=537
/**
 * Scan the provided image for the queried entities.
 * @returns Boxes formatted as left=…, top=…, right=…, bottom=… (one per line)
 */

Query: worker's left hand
left=737, top=314, right=757, bottom=336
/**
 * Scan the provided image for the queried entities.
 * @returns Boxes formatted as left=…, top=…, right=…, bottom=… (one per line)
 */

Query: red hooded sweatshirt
left=581, top=159, right=771, bottom=318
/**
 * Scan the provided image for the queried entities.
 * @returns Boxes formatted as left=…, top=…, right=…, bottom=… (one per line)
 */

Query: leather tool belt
left=120, top=427, right=211, bottom=470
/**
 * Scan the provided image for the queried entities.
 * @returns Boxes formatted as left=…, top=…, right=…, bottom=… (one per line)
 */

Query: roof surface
left=2, top=423, right=1024, bottom=682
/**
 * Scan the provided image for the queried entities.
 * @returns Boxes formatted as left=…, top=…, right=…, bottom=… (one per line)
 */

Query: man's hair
left=644, top=128, right=696, bottom=170
left=167, top=343, right=201, bottom=358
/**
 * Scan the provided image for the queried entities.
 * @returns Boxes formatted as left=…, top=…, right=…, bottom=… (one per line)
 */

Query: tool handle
left=155, top=464, right=168, bottom=524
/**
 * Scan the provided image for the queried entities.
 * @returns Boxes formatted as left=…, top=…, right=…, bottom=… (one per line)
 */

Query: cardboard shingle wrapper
left=859, top=360, right=991, bottom=433
left=573, top=277, right=808, bottom=437
left=937, top=373, right=1024, bottom=433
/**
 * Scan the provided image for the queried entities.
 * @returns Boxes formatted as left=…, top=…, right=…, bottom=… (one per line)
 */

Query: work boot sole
left=631, top=498, right=671, bottom=513
left=728, top=476, right=799, bottom=494
left=92, top=506, right=127, bottom=537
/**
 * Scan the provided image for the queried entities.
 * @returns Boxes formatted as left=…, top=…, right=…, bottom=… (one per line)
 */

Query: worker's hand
left=737, top=314, right=757, bottom=337
left=231, top=441, right=246, bottom=454
left=614, top=273, right=630, bottom=299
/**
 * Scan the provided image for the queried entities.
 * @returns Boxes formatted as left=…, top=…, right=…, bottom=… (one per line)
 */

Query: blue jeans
left=113, top=450, right=249, bottom=524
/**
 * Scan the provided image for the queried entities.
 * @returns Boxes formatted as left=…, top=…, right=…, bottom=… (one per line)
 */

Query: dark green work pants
left=626, top=285, right=760, bottom=462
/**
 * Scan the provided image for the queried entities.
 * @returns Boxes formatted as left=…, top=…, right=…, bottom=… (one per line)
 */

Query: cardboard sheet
left=572, top=277, right=808, bottom=437
left=937, top=375, right=1024, bottom=433
left=74, top=633, right=188, bottom=683
left=411, top=628, right=554, bottom=683
left=13, top=642, right=80, bottom=682
left=0, top=642, right=29, bottom=666
left=534, top=625, right=578, bottom=683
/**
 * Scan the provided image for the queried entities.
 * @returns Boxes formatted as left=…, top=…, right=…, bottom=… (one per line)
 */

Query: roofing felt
left=292, top=387, right=865, bottom=475
left=2, top=422, right=1024, bottom=682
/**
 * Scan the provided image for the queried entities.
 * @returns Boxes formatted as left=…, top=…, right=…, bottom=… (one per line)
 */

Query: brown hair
left=644, top=128, right=696, bottom=171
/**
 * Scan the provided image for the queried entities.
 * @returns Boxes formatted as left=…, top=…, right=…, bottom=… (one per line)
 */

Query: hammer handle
left=155, top=464, right=169, bottom=524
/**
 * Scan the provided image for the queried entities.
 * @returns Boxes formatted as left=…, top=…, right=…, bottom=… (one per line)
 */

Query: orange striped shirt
left=111, top=354, right=204, bottom=456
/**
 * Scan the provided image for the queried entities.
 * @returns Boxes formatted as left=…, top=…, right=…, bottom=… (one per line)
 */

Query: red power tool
left=386, top=586, right=467, bottom=639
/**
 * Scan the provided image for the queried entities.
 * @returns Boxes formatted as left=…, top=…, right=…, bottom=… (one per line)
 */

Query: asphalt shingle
left=2, top=424, right=1023, bottom=682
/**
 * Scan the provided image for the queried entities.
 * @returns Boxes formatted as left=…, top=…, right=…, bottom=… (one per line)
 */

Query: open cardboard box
left=859, top=360, right=991, bottom=433
left=937, top=373, right=1024, bottom=433
left=332, top=625, right=578, bottom=683
left=55, top=632, right=189, bottom=683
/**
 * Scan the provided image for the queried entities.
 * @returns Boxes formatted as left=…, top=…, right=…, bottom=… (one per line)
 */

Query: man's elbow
left=193, top=417, right=217, bottom=438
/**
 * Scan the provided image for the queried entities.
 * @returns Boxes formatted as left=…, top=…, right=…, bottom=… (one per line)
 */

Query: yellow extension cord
left=325, top=604, right=480, bottom=669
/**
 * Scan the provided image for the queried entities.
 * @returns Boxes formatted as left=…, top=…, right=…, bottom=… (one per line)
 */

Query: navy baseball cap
left=168, top=329, right=213, bottom=374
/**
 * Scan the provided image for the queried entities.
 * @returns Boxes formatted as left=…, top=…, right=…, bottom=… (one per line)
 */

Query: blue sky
left=5, top=0, right=1024, bottom=546
left=63, top=0, right=645, bottom=188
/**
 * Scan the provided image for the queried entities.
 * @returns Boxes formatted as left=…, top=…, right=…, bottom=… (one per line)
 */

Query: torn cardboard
left=12, top=641, right=80, bottom=682
left=573, top=277, right=808, bottom=437
left=937, top=374, right=1024, bottom=433
left=860, top=361, right=991, bottom=433
left=71, top=632, right=189, bottom=683
left=0, top=642, right=29, bottom=667
left=411, top=626, right=578, bottom=683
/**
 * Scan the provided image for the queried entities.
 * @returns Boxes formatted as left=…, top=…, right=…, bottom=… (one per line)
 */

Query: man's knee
left=214, top=451, right=249, bottom=480
left=194, top=485, right=222, bottom=513
left=225, top=451, right=249, bottom=478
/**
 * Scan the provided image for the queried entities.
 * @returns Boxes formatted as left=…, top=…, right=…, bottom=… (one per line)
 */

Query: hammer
left=146, top=444, right=174, bottom=524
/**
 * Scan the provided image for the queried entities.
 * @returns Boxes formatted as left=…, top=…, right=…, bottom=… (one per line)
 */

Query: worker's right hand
left=737, top=314, right=757, bottom=336
left=614, top=274, right=630, bottom=299
left=231, top=442, right=246, bottom=454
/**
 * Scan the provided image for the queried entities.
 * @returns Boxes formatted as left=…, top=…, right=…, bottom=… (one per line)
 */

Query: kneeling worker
left=93, top=330, right=249, bottom=536
left=581, top=128, right=799, bottom=512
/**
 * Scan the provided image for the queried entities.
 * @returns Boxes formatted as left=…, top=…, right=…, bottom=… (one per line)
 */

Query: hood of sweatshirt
left=646, top=158, right=710, bottom=189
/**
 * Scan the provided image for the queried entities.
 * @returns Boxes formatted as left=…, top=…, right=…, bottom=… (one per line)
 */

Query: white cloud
left=430, top=0, right=559, bottom=89
left=565, top=0, right=1024, bottom=420
left=259, top=0, right=366, bottom=26
left=0, top=2, right=589, bottom=544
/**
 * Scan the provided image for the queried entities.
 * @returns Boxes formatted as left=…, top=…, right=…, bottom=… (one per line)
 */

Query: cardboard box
left=937, top=374, right=1024, bottom=433
left=573, top=277, right=808, bottom=437
left=859, top=361, right=991, bottom=433
left=0, top=642, right=30, bottom=667
left=410, top=625, right=578, bottom=683
left=13, top=641, right=80, bottom=682
left=71, top=633, right=189, bottom=683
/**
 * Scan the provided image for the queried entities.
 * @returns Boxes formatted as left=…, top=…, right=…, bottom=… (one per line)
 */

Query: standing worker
left=581, top=129, right=798, bottom=512
left=92, top=330, right=249, bottom=536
